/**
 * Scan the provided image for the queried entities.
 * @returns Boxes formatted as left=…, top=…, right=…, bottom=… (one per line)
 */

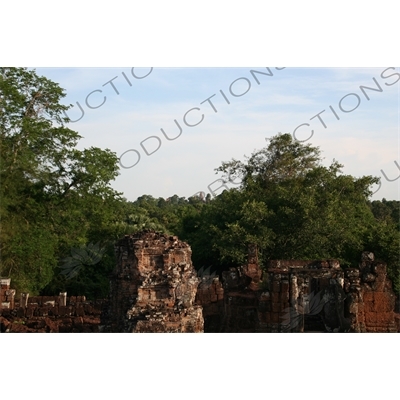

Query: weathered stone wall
left=261, top=260, right=347, bottom=332
left=0, top=283, right=105, bottom=333
left=345, top=252, right=397, bottom=332
left=195, top=277, right=224, bottom=332
left=102, top=231, right=203, bottom=333
left=195, top=248, right=398, bottom=333
left=0, top=278, right=15, bottom=310
left=196, top=245, right=263, bottom=332
left=1, top=236, right=397, bottom=333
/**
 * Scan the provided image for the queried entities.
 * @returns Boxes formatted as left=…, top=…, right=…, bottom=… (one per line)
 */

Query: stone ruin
left=345, top=252, right=398, bottom=333
left=197, top=247, right=399, bottom=332
left=0, top=278, right=104, bottom=333
left=101, top=231, right=204, bottom=332
left=1, top=232, right=399, bottom=333
left=101, top=233, right=398, bottom=333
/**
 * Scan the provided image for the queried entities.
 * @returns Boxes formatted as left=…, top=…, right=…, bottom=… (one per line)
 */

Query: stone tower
left=102, top=231, right=203, bottom=332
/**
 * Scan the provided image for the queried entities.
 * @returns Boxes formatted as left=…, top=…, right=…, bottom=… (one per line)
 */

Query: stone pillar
left=356, top=252, right=397, bottom=332
left=59, top=292, right=67, bottom=307
left=1, top=302, right=10, bottom=310
left=0, top=279, right=11, bottom=306
left=290, top=274, right=299, bottom=309
left=0, top=278, right=11, bottom=291
left=7, top=289, right=16, bottom=310
left=344, top=268, right=363, bottom=332
left=20, top=293, right=29, bottom=308
left=244, top=244, right=262, bottom=291
left=303, top=276, right=310, bottom=298
left=105, top=232, right=204, bottom=333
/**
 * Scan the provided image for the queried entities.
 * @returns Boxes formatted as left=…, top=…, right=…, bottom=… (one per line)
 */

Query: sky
left=35, top=67, right=400, bottom=201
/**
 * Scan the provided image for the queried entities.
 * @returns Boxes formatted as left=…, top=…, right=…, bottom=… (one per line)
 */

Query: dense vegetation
left=1, top=68, right=399, bottom=298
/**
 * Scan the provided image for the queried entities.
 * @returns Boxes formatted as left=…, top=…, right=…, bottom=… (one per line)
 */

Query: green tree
left=369, top=199, right=400, bottom=231
left=183, top=134, right=398, bottom=285
left=0, top=67, right=121, bottom=294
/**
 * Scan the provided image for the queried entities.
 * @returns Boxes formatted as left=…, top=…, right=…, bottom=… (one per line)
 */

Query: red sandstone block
left=73, top=317, right=84, bottom=327
left=363, top=292, right=374, bottom=302
left=364, top=312, right=377, bottom=324
left=272, top=281, right=280, bottom=293
left=258, top=312, right=268, bottom=323
left=280, top=291, right=289, bottom=302
left=1, top=308, right=10, bottom=317
left=271, top=293, right=280, bottom=303
left=281, top=281, right=289, bottom=293
left=265, top=312, right=271, bottom=323
left=76, top=306, right=85, bottom=317
left=376, top=312, right=394, bottom=325
left=41, top=296, right=49, bottom=303
left=281, top=302, right=290, bottom=312
left=364, top=301, right=374, bottom=313
left=37, top=307, right=48, bottom=317
left=373, top=263, right=386, bottom=275
left=358, top=312, right=365, bottom=322
left=272, top=303, right=280, bottom=313
left=372, top=281, right=385, bottom=292
left=374, top=275, right=386, bottom=283
left=372, top=299, right=392, bottom=313
left=62, top=317, right=72, bottom=325
left=217, top=294, right=224, bottom=301
left=47, top=307, right=55, bottom=317
left=271, top=312, right=280, bottom=323
left=59, top=306, right=72, bottom=316
left=373, top=292, right=390, bottom=303
left=84, top=304, right=93, bottom=314
left=373, top=301, right=388, bottom=313
left=26, top=307, right=34, bottom=318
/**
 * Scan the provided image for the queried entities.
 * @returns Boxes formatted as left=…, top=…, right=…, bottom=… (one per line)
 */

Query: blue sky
left=35, top=67, right=399, bottom=201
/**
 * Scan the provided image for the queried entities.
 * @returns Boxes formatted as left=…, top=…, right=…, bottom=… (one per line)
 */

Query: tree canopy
left=0, top=68, right=122, bottom=294
left=179, top=134, right=399, bottom=292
